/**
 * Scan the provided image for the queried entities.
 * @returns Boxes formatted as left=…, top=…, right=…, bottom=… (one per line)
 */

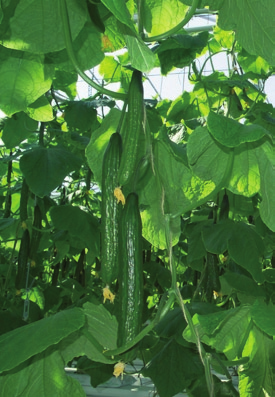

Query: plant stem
left=104, top=291, right=175, bottom=357
left=143, top=0, right=200, bottom=42
left=59, top=0, right=126, bottom=100
left=165, top=214, right=215, bottom=397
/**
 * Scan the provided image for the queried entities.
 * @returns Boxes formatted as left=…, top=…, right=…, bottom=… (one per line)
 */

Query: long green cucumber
left=117, top=192, right=143, bottom=347
left=118, top=70, right=145, bottom=187
left=15, top=229, right=30, bottom=290
left=20, top=178, right=29, bottom=224
left=101, top=132, right=122, bottom=288
left=29, top=203, right=42, bottom=267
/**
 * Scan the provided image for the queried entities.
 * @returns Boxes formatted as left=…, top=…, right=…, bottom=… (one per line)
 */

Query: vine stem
left=59, top=0, right=126, bottom=100
left=164, top=214, right=215, bottom=397
left=143, top=0, right=200, bottom=42
left=103, top=291, right=175, bottom=357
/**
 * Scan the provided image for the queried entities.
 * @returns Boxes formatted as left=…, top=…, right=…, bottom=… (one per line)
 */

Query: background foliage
left=1, top=0, right=275, bottom=396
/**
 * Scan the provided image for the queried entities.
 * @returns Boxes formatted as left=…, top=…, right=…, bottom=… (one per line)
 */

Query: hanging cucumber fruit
left=20, top=178, right=29, bottom=228
left=101, top=132, right=122, bottom=303
left=15, top=229, right=30, bottom=291
left=118, top=70, right=145, bottom=187
left=114, top=70, right=150, bottom=203
left=117, top=192, right=143, bottom=348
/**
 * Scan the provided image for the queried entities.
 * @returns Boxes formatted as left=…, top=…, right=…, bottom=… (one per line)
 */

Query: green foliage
left=2, top=2, right=275, bottom=397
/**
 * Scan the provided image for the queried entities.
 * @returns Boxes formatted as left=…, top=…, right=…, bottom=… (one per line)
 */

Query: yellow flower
left=103, top=286, right=115, bottom=303
left=113, top=361, right=125, bottom=378
left=21, top=221, right=27, bottom=230
left=114, top=187, right=125, bottom=206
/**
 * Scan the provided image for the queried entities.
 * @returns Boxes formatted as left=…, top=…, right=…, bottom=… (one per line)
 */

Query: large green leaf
left=50, top=205, right=100, bottom=255
left=0, top=347, right=86, bottom=397
left=207, top=112, right=269, bottom=148
left=256, top=140, right=275, bottom=231
left=64, top=101, right=98, bottom=132
left=140, top=170, right=181, bottom=249
left=124, top=25, right=156, bottom=72
left=25, top=95, right=54, bottom=122
left=52, top=70, right=77, bottom=100
left=238, top=324, right=275, bottom=397
left=218, top=0, right=275, bottom=66
left=220, top=272, right=266, bottom=300
left=85, top=108, right=122, bottom=186
left=142, top=339, right=204, bottom=397
left=0, top=48, right=54, bottom=116
left=60, top=302, right=118, bottom=365
left=202, top=220, right=264, bottom=282
left=1, top=0, right=87, bottom=53
left=142, top=0, right=189, bottom=37
left=183, top=305, right=251, bottom=360
left=46, top=21, right=104, bottom=72
left=188, top=126, right=263, bottom=198
left=83, top=302, right=118, bottom=351
left=20, top=146, right=82, bottom=197
left=140, top=128, right=229, bottom=249
left=2, top=112, right=38, bottom=149
left=187, top=126, right=232, bottom=188
left=251, top=300, right=275, bottom=337
left=0, top=307, right=85, bottom=374
left=156, top=32, right=209, bottom=75
left=61, top=330, right=114, bottom=366
left=228, top=142, right=261, bottom=197
left=101, top=0, right=135, bottom=33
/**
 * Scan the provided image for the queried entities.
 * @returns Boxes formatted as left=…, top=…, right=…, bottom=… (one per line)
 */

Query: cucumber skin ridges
left=101, top=132, right=122, bottom=287
left=117, top=192, right=143, bottom=347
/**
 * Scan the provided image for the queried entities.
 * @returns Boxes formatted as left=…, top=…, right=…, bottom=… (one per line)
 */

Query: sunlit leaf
left=26, top=95, right=54, bottom=122
left=218, top=0, right=275, bottom=66
left=0, top=347, right=86, bottom=397
left=0, top=47, right=53, bottom=116
left=142, top=0, right=189, bottom=37
left=1, top=0, right=87, bottom=53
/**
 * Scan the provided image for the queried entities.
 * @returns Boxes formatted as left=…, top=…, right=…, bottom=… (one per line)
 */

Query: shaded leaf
left=207, top=111, right=269, bottom=148
left=0, top=308, right=85, bottom=374
left=20, top=146, right=82, bottom=197
left=251, top=300, right=275, bottom=337
left=50, top=205, right=100, bottom=256
left=156, top=32, right=209, bottom=75
left=202, top=220, right=264, bottom=282
left=85, top=108, right=122, bottom=186
left=64, top=101, right=98, bottom=132
left=2, top=113, right=38, bottom=149
left=142, top=339, right=204, bottom=397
